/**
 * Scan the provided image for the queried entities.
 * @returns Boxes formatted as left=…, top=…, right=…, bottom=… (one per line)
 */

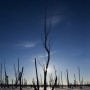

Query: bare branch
left=47, top=16, right=52, bottom=37
left=35, top=58, right=39, bottom=90
left=37, top=59, right=44, bottom=71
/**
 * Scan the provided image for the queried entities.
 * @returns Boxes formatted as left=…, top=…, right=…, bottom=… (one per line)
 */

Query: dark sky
left=0, top=0, right=90, bottom=84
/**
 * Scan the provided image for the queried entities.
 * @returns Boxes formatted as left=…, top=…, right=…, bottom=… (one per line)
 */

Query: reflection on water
left=0, top=87, right=90, bottom=90
left=37, top=87, right=90, bottom=90
left=39, top=87, right=51, bottom=90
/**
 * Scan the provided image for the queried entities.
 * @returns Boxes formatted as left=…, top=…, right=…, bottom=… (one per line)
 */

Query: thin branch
left=47, top=16, right=52, bottom=37
left=37, top=59, right=44, bottom=71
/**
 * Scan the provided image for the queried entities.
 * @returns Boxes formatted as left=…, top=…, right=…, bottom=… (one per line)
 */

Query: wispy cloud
left=15, top=41, right=40, bottom=48
left=47, top=15, right=63, bottom=26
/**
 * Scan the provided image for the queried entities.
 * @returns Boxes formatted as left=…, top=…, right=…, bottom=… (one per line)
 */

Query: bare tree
left=34, top=10, right=57, bottom=90
left=78, top=66, right=81, bottom=85
left=35, top=58, right=39, bottom=90
left=0, top=62, right=2, bottom=84
left=14, top=64, right=18, bottom=87
left=4, top=61, right=9, bottom=87
left=58, top=68, right=60, bottom=86
left=74, top=73, right=76, bottom=86
left=66, top=69, right=70, bottom=88
left=14, top=59, right=24, bottom=90
left=17, top=59, right=24, bottom=90
left=42, top=10, right=53, bottom=90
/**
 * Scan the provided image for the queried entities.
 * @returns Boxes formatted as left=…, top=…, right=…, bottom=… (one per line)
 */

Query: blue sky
left=0, top=0, right=90, bottom=84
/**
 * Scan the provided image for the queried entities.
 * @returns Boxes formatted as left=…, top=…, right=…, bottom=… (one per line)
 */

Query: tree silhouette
left=34, top=10, right=57, bottom=90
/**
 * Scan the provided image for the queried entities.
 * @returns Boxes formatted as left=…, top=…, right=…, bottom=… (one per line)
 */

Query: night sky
left=0, top=0, right=90, bottom=84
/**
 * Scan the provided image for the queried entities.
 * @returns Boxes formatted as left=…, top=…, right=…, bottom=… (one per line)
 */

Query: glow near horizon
left=1, top=55, right=90, bottom=85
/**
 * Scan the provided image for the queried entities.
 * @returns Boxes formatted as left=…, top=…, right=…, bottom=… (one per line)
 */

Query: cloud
left=16, top=41, right=39, bottom=48
left=47, top=15, right=63, bottom=26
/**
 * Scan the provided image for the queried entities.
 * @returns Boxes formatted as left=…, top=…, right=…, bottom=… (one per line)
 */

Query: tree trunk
left=44, top=71, right=47, bottom=90
left=35, top=58, right=39, bottom=90
left=20, top=77, right=22, bottom=90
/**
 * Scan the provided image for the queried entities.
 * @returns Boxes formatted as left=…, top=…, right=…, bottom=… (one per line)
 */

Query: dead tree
left=58, top=68, right=60, bottom=86
left=49, top=73, right=53, bottom=87
left=33, top=9, right=56, bottom=90
left=50, top=66, right=57, bottom=90
left=66, top=69, right=69, bottom=88
left=18, top=67, right=24, bottom=90
left=14, top=59, right=24, bottom=90
left=42, top=12, right=51, bottom=90
left=74, top=73, right=76, bottom=87
left=78, top=66, right=81, bottom=85
left=0, top=62, right=2, bottom=84
left=52, top=77, right=57, bottom=90
left=21, top=78, right=23, bottom=85
left=42, top=10, right=54, bottom=90
left=81, top=77, right=83, bottom=85
left=42, top=10, right=57, bottom=90
left=17, top=59, right=24, bottom=90
left=4, top=61, right=9, bottom=87
left=14, top=64, right=18, bottom=87
left=35, top=58, right=39, bottom=90
left=0, top=62, right=3, bottom=88
left=53, top=66, right=57, bottom=85
left=32, top=78, right=37, bottom=90
left=49, top=70, right=57, bottom=90
left=12, top=79, right=13, bottom=89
